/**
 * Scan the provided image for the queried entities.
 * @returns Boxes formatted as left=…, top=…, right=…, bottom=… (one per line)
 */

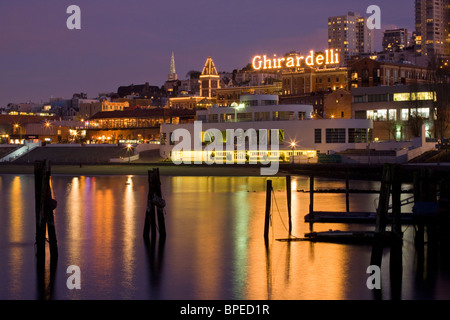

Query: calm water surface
left=1, top=174, right=450, bottom=300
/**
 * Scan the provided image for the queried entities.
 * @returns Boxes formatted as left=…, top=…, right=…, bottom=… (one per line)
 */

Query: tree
left=186, top=70, right=201, bottom=80
left=384, top=119, right=398, bottom=141
left=241, top=63, right=253, bottom=71
left=408, top=112, right=424, bottom=138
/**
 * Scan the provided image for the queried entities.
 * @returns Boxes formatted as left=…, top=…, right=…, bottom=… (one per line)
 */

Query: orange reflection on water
left=67, top=177, right=82, bottom=249
left=229, top=176, right=351, bottom=300
left=9, top=176, right=24, bottom=243
left=94, top=185, right=115, bottom=273
left=169, top=176, right=227, bottom=299
left=123, top=176, right=136, bottom=290
left=7, top=176, right=26, bottom=299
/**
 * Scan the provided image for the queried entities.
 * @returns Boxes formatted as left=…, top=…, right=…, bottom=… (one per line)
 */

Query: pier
left=277, top=163, right=450, bottom=246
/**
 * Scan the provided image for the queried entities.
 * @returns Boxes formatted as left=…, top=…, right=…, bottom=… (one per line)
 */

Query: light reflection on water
left=0, top=174, right=448, bottom=300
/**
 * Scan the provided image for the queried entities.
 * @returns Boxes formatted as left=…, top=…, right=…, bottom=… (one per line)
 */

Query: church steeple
left=168, top=51, right=178, bottom=81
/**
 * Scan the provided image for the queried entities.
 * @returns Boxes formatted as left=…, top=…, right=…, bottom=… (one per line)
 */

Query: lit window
left=374, top=110, right=387, bottom=121
left=412, top=108, right=430, bottom=119
left=393, top=92, right=435, bottom=101
left=401, top=109, right=409, bottom=121
left=388, top=110, right=397, bottom=121
left=393, top=93, right=410, bottom=101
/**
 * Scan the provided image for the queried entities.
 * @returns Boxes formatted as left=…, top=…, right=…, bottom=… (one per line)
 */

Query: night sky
left=0, top=0, right=415, bottom=107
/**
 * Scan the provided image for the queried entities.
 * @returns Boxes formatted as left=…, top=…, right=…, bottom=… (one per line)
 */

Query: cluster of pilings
left=33, top=162, right=168, bottom=299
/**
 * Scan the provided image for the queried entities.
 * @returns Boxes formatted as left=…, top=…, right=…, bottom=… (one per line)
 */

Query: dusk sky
left=0, top=0, right=415, bottom=107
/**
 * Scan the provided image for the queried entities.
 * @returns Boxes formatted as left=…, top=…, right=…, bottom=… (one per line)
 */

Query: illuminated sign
left=252, top=50, right=339, bottom=70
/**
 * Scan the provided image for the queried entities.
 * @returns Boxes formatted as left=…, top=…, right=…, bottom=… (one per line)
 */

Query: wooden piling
left=309, top=175, right=314, bottom=232
left=370, top=164, right=392, bottom=268
left=34, top=160, right=58, bottom=260
left=34, top=161, right=46, bottom=260
left=374, top=164, right=391, bottom=237
left=345, top=169, right=350, bottom=213
left=264, top=180, right=272, bottom=243
left=389, top=164, right=403, bottom=299
left=144, top=170, right=157, bottom=239
left=391, top=165, right=402, bottom=239
left=44, top=161, right=58, bottom=259
left=389, top=238, right=403, bottom=300
left=286, top=175, right=292, bottom=235
left=154, top=168, right=166, bottom=239
left=144, top=168, right=166, bottom=240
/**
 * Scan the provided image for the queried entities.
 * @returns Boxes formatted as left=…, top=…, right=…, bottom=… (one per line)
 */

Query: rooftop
left=89, top=108, right=197, bottom=120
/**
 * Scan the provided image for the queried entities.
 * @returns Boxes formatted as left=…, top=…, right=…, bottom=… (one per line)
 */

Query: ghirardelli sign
left=252, top=50, right=340, bottom=70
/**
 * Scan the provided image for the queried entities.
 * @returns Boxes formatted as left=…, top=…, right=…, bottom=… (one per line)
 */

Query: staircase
left=0, top=142, right=41, bottom=162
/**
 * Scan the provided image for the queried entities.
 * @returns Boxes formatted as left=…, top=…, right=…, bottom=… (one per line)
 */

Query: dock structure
left=279, top=163, right=450, bottom=246
left=276, top=163, right=450, bottom=298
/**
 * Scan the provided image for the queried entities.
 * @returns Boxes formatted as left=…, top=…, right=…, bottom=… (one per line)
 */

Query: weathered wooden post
left=391, top=164, right=402, bottom=239
left=154, top=168, right=166, bottom=239
left=309, top=175, right=315, bottom=232
left=34, top=159, right=59, bottom=300
left=264, top=180, right=272, bottom=243
left=286, top=175, right=292, bottom=235
left=374, top=164, right=391, bottom=237
left=389, top=236, right=403, bottom=300
left=370, top=164, right=391, bottom=268
left=143, top=169, right=157, bottom=240
left=45, top=161, right=58, bottom=259
left=34, top=161, right=46, bottom=261
left=413, top=170, right=424, bottom=248
left=144, top=168, right=166, bottom=240
left=34, top=160, right=58, bottom=260
left=345, top=169, right=350, bottom=213
left=389, top=165, right=403, bottom=300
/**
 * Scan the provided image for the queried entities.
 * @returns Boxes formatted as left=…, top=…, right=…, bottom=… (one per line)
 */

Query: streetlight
left=127, top=144, right=132, bottom=164
left=231, top=102, right=245, bottom=123
left=13, top=124, right=22, bottom=143
left=291, top=142, right=296, bottom=164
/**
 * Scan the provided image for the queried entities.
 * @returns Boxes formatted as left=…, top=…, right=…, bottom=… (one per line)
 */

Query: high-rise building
left=415, top=0, right=450, bottom=57
left=328, top=12, right=374, bottom=63
left=168, top=51, right=178, bottom=81
left=383, top=28, right=410, bottom=52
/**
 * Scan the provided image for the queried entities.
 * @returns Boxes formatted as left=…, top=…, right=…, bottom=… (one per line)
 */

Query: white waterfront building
left=160, top=95, right=373, bottom=163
